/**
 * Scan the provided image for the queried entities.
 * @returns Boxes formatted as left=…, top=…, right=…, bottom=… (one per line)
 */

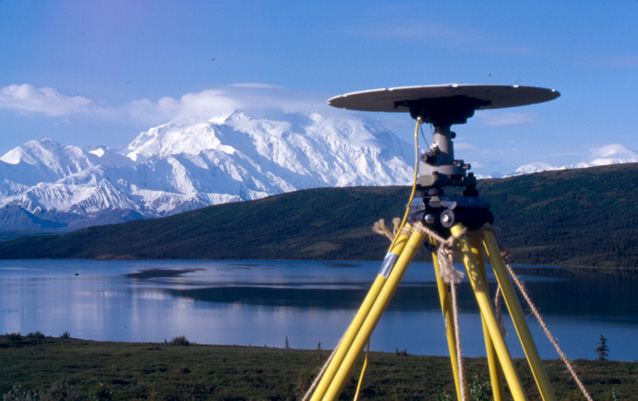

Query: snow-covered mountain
left=0, top=111, right=414, bottom=231
left=510, top=144, right=638, bottom=176
left=2, top=106, right=636, bottom=232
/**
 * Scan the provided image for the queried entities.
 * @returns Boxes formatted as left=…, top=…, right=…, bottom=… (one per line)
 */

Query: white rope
left=437, top=245, right=465, bottom=284
left=449, top=280, right=468, bottom=401
left=301, top=336, right=342, bottom=401
left=503, top=262, right=594, bottom=401
left=494, top=287, right=508, bottom=337
left=489, top=230, right=594, bottom=401
left=372, top=219, right=395, bottom=242
left=402, top=222, right=468, bottom=401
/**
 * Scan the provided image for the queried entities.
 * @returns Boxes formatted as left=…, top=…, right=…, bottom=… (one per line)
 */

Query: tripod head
left=329, top=84, right=560, bottom=231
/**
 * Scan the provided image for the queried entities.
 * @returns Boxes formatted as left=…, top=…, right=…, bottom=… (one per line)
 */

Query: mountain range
left=1, top=108, right=637, bottom=233
left=0, top=111, right=413, bottom=231
left=510, top=144, right=638, bottom=176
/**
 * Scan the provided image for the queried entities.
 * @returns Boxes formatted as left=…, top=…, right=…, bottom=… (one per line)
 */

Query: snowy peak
left=511, top=144, right=638, bottom=176
left=124, top=111, right=413, bottom=189
left=0, top=110, right=415, bottom=231
left=125, top=121, right=234, bottom=161
left=1, top=138, right=88, bottom=170
left=0, top=139, right=131, bottom=184
left=0, top=139, right=97, bottom=186
left=587, top=144, right=638, bottom=166
left=513, top=161, right=563, bottom=175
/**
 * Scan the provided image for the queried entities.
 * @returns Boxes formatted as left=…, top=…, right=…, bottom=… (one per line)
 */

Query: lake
left=1, top=259, right=636, bottom=362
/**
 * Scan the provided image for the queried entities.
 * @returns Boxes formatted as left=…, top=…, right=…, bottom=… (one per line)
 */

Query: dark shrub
left=170, top=335, right=191, bottom=346
left=27, top=331, right=45, bottom=339
left=6, top=332, right=22, bottom=341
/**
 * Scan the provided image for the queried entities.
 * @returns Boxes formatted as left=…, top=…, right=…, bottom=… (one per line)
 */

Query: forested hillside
left=0, top=163, right=636, bottom=268
left=479, top=163, right=638, bottom=268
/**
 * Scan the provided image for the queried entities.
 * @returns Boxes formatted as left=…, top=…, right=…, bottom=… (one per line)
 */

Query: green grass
left=1, top=335, right=636, bottom=400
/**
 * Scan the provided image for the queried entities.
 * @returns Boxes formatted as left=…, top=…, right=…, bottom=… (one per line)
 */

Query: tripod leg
left=469, top=234, right=506, bottom=401
left=451, top=224, right=528, bottom=401
left=322, top=228, right=427, bottom=400
left=309, top=230, right=411, bottom=401
left=431, top=239, right=466, bottom=400
left=482, top=230, right=556, bottom=401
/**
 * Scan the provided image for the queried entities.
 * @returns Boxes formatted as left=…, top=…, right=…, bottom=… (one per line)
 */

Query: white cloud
left=0, top=84, right=97, bottom=116
left=125, top=84, right=333, bottom=125
left=589, top=143, right=637, bottom=159
left=0, top=83, right=333, bottom=126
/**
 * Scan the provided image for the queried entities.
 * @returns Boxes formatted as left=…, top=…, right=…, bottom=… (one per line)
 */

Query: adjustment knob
left=440, top=209, right=455, bottom=228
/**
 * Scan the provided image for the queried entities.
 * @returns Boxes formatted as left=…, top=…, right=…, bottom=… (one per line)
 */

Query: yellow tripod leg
left=469, top=234, right=505, bottom=401
left=431, top=239, right=466, bottom=400
left=322, top=228, right=426, bottom=400
left=309, top=231, right=411, bottom=401
left=451, top=224, right=528, bottom=401
left=482, top=230, right=557, bottom=401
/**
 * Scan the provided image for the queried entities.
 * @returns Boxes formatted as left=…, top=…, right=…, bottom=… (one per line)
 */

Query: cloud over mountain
left=124, top=84, right=336, bottom=127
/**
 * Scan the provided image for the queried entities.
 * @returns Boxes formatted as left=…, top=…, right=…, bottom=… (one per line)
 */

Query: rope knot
left=437, top=245, right=464, bottom=284
left=373, top=219, right=466, bottom=284
left=372, top=218, right=403, bottom=242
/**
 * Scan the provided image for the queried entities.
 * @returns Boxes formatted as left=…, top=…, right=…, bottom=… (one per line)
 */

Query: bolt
left=424, top=214, right=436, bottom=225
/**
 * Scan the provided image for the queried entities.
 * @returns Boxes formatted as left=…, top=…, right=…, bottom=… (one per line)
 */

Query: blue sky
left=1, top=1, right=636, bottom=176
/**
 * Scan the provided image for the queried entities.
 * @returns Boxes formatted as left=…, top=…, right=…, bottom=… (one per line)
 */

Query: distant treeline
left=0, top=163, right=637, bottom=268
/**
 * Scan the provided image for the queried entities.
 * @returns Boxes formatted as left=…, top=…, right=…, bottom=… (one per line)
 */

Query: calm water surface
left=1, top=259, right=636, bottom=361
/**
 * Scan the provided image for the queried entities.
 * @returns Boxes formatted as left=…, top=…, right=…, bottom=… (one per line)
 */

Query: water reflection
left=0, top=260, right=636, bottom=361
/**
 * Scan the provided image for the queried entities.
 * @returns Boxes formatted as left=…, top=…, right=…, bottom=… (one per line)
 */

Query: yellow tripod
left=307, top=84, right=563, bottom=400
left=308, top=223, right=556, bottom=401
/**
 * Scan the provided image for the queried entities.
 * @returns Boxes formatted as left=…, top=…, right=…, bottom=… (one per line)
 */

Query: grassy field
left=1, top=334, right=635, bottom=400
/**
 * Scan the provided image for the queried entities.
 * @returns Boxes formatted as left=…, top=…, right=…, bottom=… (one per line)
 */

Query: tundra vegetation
left=1, top=334, right=636, bottom=400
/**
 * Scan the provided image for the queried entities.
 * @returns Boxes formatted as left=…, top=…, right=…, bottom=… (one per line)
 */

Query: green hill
left=1, top=163, right=637, bottom=268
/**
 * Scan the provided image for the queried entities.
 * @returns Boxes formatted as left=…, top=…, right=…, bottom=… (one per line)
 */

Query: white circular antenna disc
left=328, top=84, right=560, bottom=113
